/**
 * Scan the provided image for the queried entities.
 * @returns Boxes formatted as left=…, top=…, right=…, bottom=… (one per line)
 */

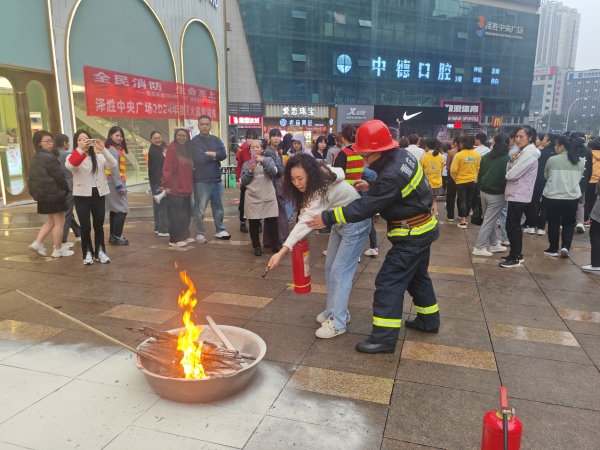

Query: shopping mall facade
left=228, top=0, right=540, bottom=143
left=0, top=0, right=226, bottom=206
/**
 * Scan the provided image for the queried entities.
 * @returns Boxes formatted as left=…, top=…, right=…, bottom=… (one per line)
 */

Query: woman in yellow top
left=421, top=137, right=445, bottom=216
left=450, top=135, right=481, bottom=228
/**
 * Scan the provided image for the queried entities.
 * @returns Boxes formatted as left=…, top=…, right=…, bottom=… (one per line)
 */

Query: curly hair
left=283, top=153, right=337, bottom=209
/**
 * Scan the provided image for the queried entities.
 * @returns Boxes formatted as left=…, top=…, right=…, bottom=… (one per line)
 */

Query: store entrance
left=0, top=67, right=60, bottom=206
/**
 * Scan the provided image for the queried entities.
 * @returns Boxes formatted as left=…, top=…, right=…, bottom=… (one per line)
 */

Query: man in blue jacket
left=191, top=115, right=230, bottom=242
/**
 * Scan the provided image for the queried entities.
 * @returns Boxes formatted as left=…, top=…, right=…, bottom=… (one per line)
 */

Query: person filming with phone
left=66, top=131, right=118, bottom=265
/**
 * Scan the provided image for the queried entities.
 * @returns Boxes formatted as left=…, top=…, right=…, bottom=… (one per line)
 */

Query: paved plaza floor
left=1, top=188, right=599, bottom=450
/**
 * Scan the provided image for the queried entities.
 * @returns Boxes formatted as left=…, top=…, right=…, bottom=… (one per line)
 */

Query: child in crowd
left=422, top=137, right=445, bottom=216
left=240, top=140, right=280, bottom=256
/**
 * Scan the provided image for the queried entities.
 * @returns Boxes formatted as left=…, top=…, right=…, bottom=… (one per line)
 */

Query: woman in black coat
left=27, top=130, right=74, bottom=258
left=147, top=130, right=168, bottom=236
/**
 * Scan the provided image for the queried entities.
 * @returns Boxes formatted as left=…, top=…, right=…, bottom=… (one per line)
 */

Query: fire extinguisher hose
left=502, top=410, right=508, bottom=450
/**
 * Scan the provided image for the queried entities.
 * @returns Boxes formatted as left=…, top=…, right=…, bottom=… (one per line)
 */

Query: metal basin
left=134, top=325, right=267, bottom=403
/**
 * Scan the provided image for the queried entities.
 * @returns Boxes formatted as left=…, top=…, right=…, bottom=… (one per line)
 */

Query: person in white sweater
left=267, top=154, right=371, bottom=339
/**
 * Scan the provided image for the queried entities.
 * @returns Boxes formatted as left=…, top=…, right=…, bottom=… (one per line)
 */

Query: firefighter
left=307, top=120, right=441, bottom=354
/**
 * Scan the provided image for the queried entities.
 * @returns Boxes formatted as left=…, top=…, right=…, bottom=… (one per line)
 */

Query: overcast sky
left=562, top=0, right=600, bottom=70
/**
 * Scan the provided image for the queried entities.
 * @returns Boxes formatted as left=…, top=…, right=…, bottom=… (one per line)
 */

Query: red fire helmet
left=353, top=120, right=399, bottom=153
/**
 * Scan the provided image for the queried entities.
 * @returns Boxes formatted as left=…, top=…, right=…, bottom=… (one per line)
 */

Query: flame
left=176, top=270, right=208, bottom=379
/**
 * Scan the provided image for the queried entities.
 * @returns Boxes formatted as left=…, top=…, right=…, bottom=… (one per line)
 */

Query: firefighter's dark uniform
left=322, top=147, right=440, bottom=344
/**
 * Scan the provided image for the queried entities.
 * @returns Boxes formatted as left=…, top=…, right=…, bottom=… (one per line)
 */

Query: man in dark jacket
left=191, top=115, right=230, bottom=242
left=308, top=120, right=440, bottom=354
left=524, top=133, right=556, bottom=235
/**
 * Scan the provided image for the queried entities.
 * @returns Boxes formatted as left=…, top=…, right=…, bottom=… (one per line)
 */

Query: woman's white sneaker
left=51, top=248, right=74, bottom=258
left=95, top=251, right=110, bottom=264
left=29, top=241, right=47, bottom=256
left=581, top=265, right=600, bottom=272
left=472, top=247, right=493, bottom=257
left=315, top=319, right=345, bottom=339
left=83, top=252, right=94, bottom=265
left=488, top=243, right=508, bottom=253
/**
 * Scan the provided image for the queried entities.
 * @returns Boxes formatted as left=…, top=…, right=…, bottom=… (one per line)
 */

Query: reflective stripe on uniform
left=401, top=164, right=424, bottom=198
left=387, top=216, right=438, bottom=237
left=333, top=206, right=347, bottom=224
left=373, top=316, right=402, bottom=328
left=415, top=304, right=439, bottom=314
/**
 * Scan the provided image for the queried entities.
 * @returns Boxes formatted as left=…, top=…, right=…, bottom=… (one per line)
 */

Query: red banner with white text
left=83, top=66, right=219, bottom=121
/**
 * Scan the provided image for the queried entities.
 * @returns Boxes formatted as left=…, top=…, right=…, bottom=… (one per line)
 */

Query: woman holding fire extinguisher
left=267, top=153, right=371, bottom=339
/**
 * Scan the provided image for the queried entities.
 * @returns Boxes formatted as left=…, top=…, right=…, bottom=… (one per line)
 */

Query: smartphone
left=90, top=139, right=97, bottom=144
left=250, top=151, right=257, bottom=164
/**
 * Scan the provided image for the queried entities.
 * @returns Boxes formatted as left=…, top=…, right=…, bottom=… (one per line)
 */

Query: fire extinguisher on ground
left=291, top=239, right=311, bottom=294
left=481, top=386, right=523, bottom=450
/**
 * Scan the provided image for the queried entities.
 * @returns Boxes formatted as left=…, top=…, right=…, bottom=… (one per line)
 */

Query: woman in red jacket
left=161, top=128, right=195, bottom=247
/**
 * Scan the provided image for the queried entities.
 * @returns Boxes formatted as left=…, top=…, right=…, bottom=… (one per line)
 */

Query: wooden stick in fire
left=15, top=290, right=176, bottom=370
left=205, top=315, right=250, bottom=368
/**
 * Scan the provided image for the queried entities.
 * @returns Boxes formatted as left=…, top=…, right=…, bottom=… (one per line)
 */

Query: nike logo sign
left=403, top=111, right=422, bottom=121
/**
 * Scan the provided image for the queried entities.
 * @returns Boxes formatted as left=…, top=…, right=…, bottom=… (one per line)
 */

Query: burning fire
left=176, top=270, right=208, bottom=379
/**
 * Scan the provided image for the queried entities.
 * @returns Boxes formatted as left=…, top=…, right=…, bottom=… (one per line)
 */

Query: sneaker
left=169, top=241, right=188, bottom=247
left=110, top=235, right=129, bottom=245
left=581, top=265, right=600, bottom=272
left=472, top=247, right=493, bottom=257
left=196, top=235, right=207, bottom=244
left=501, top=255, right=524, bottom=262
left=537, top=229, right=546, bottom=236
left=83, top=252, right=93, bottom=265
left=543, top=249, right=558, bottom=257
left=576, top=223, right=585, bottom=234
left=457, top=222, right=467, bottom=229
left=75, top=236, right=82, bottom=242
left=215, top=230, right=231, bottom=240
left=364, top=247, right=379, bottom=257
left=488, top=243, right=508, bottom=253
left=95, top=251, right=110, bottom=264
left=447, top=218, right=455, bottom=222
left=108, top=235, right=117, bottom=244
left=185, top=237, right=196, bottom=243
left=315, top=319, right=346, bottom=339
left=240, top=223, right=248, bottom=233
left=154, top=231, right=158, bottom=234
left=501, top=240, right=511, bottom=246
left=51, top=248, right=74, bottom=258
left=322, top=250, right=327, bottom=256
left=584, top=220, right=591, bottom=227
left=560, top=248, right=569, bottom=258
left=157, top=232, right=169, bottom=237
left=523, top=226, right=536, bottom=234
left=60, top=242, right=75, bottom=249
left=316, top=313, right=351, bottom=324
left=499, top=258, right=522, bottom=268
left=29, top=241, right=47, bottom=257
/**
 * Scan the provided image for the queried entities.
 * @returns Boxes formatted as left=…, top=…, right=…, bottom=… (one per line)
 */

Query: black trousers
left=239, top=186, right=246, bottom=223
left=545, top=197, right=578, bottom=252
left=590, top=219, right=600, bottom=267
left=74, top=188, right=105, bottom=258
left=151, top=183, right=169, bottom=233
left=446, top=177, right=457, bottom=220
left=250, top=217, right=279, bottom=249
left=167, top=195, right=192, bottom=243
left=525, top=183, right=547, bottom=230
left=584, top=183, right=598, bottom=222
left=456, top=181, right=476, bottom=218
left=372, top=242, right=440, bottom=344
left=506, top=201, right=528, bottom=259
left=109, top=211, right=127, bottom=237
left=62, top=193, right=81, bottom=242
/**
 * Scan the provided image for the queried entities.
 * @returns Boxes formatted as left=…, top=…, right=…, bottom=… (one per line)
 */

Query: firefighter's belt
left=387, top=213, right=433, bottom=231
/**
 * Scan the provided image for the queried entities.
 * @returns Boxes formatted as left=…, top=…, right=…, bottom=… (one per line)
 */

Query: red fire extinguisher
left=291, top=239, right=311, bottom=294
left=482, top=386, right=523, bottom=450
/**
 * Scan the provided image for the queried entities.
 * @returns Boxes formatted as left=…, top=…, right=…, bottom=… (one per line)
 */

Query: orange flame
left=176, top=271, right=208, bottom=379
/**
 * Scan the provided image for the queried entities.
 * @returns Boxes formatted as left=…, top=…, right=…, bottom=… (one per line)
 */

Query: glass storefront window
left=0, top=76, right=24, bottom=196
left=26, top=81, right=50, bottom=135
